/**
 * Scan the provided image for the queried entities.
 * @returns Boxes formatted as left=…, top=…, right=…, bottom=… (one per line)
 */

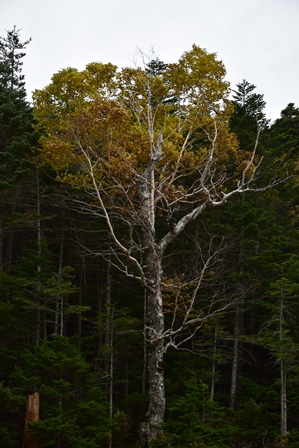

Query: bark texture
left=23, top=392, right=39, bottom=448
left=142, top=250, right=165, bottom=444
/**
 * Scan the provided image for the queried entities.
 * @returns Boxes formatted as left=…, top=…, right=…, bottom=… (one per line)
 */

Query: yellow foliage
left=33, top=45, right=246, bottom=210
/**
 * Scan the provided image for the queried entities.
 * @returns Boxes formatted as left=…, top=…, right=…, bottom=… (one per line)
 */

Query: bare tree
left=33, top=45, right=281, bottom=446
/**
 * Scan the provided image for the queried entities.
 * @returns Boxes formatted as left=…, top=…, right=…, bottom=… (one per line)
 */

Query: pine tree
left=230, top=79, right=269, bottom=153
left=0, top=26, right=33, bottom=188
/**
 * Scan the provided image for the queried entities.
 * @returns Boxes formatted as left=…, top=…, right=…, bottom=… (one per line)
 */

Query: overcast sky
left=1, top=0, right=298, bottom=121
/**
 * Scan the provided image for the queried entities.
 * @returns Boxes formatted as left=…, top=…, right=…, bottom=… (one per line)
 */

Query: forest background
left=1, top=27, right=299, bottom=448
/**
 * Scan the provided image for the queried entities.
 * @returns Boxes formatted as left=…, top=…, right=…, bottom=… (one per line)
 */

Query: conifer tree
left=0, top=26, right=33, bottom=188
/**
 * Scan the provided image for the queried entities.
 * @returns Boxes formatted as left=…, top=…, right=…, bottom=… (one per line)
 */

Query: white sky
left=1, top=0, right=298, bottom=121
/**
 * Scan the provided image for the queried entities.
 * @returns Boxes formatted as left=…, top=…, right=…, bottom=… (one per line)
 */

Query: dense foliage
left=1, top=27, right=299, bottom=448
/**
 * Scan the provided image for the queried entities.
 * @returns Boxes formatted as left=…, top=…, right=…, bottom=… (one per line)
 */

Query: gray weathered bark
left=141, top=249, right=165, bottom=442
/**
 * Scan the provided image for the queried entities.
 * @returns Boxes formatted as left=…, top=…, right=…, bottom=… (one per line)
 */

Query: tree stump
left=23, top=392, right=39, bottom=448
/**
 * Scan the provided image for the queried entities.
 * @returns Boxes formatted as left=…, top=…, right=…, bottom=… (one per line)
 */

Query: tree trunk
left=140, top=248, right=165, bottom=446
left=23, top=392, right=39, bottom=448
left=210, top=323, right=218, bottom=402
left=280, top=291, right=287, bottom=438
left=58, top=224, right=64, bottom=337
left=142, top=289, right=147, bottom=401
left=36, top=168, right=42, bottom=346
left=106, top=258, right=114, bottom=448
left=230, top=220, right=245, bottom=410
left=281, top=358, right=287, bottom=438
left=78, top=255, right=86, bottom=340
left=230, top=302, right=243, bottom=409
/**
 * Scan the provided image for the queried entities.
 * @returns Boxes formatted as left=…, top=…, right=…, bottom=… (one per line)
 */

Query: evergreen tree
left=230, top=79, right=269, bottom=153
left=0, top=26, right=33, bottom=189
